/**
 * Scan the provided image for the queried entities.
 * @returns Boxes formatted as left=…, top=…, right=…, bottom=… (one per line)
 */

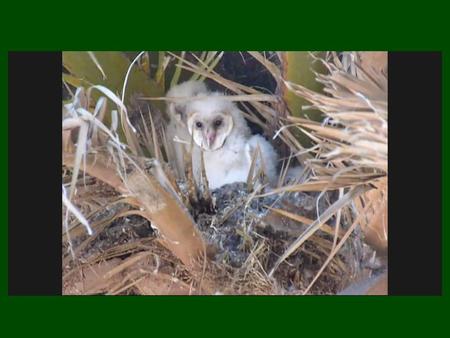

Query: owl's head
left=186, top=95, right=236, bottom=151
left=166, top=80, right=208, bottom=122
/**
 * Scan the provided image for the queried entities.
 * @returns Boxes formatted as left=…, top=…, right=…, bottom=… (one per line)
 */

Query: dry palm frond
left=284, top=54, right=387, bottom=184
left=273, top=52, right=388, bottom=282
left=229, top=52, right=388, bottom=283
left=62, top=86, right=208, bottom=274
left=264, top=206, right=344, bottom=238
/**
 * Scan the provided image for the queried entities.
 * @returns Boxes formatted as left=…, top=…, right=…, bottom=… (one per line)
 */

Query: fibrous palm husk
left=282, top=52, right=388, bottom=289
left=62, top=86, right=210, bottom=290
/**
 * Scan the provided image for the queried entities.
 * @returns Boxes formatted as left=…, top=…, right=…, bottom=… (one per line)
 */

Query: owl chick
left=165, top=80, right=209, bottom=177
left=185, top=92, right=278, bottom=189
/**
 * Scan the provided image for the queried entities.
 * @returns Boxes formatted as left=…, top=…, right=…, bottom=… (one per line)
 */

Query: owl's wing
left=246, top=135, right=279, bottom=185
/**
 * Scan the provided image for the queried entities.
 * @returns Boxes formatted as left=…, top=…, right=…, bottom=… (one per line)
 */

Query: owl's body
left=202, top=134, right=279, bottom=189
left=166, top=81, right=278, bottom=190
left=202, top=141, right=250, bottom=189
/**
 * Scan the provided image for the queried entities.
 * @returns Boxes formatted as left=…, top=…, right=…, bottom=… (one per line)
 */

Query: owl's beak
left=206, top=131, right=216, bottom=148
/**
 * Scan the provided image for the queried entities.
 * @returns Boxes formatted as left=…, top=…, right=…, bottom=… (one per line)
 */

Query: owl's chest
left=204, top=145, right=245, bottom=170
left=203, top=144, right=249, bottom=189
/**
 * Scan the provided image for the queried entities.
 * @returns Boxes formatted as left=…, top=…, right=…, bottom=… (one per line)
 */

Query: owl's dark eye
left=195, top=121, right=203, bottom=129
left=214, top=119, right=222, bottom=127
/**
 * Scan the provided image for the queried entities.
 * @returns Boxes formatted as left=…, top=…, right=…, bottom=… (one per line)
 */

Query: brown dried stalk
left=63, top=152, right=206, bottom=271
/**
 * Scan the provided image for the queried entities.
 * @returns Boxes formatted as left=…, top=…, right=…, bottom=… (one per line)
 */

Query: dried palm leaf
left=281, top=51, right=388, bottom=261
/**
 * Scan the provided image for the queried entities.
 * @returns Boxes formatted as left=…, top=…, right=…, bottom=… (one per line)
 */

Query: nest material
left=63, top=173, right=380, bottom=295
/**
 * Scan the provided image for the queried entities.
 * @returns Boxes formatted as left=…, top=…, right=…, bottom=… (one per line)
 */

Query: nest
left=63, top=174, right=383, bottom=295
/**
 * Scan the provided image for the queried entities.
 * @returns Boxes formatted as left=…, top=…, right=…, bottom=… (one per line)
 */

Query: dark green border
left=1, top=1, right=448, bottom=335
left=1, top=51, right=7, bottom=298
